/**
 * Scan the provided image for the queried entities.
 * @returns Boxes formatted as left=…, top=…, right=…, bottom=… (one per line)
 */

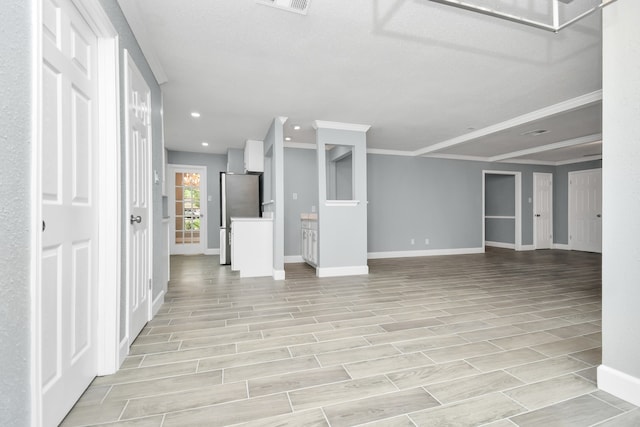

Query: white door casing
left=533, top=173, right=553, bottom=249
left=124, top=51, right=153, bottom=344
left=569, top=168, right=602, bottom=253
left=39, top=0, right=100, bottom=424
left=168, top=165, right=207, bottom=255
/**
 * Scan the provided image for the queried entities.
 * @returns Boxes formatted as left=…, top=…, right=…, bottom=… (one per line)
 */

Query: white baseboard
left=273, top=269, right=286, bottom=280
left=485, top=241, right=516, bottom=249
left=316, top=265, right=369, bottom=277
left=553, top=243, right=571, bottom=250
left=284, top=255, right=304, bottom=263
left=516, top=244, right=535, bottom=251
left=204, top=248, right=220, bottom=255
left=368, top=247, right=484, bottom=259
left=152, top=290, right=165, bottom=317
left=598, top=364, right=640, bottom=407
left=118, top=337, right=129, bottom=370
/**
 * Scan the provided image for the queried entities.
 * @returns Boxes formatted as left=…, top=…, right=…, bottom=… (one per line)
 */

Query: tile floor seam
left=587, top=391, right=632, bottom=413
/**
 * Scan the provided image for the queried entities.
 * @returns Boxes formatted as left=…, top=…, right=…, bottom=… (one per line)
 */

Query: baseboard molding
left=273, top=269, right=286, bottom=280
left=118, top=337, right=129, bottom=370
left=284, top=255, right=304, bottom=263
left=152, top=290, right=165, bottom=317
left=204, top=248, right=220, bottom=255
left=485, top=241, right=516, bottom=250
left=316, top=265, right=369, bottom=277
left=598, top=364, right=640, bottom=407
left=553, top=243, right=571, bottom=250
left=516, top=244, right=535, bottom=251
left=368, top=247, right=484, bottom=259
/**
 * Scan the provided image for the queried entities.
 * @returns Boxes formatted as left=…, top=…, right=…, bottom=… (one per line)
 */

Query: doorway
left=569, top=168, right=602, bottom=253
left=482, top=171, right=522, bottom=251
left=533, top=173, right=553, bottom=249
left=169, top=165, right=208, bottom=255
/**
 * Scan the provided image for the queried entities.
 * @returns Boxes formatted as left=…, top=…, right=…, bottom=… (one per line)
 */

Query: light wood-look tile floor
left=62, top=248, right=639, bottom=426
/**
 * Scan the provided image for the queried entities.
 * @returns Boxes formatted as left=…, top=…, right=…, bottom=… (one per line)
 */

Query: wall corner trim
left=152, top=291, right=165, bottom=316
left=597, top=364, right=640, bottom=407
left=316, top=265, right=369, bottom=278
left=273, top=269, right=286, bottom=280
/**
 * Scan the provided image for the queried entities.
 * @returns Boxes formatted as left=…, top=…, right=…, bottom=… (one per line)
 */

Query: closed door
left=125, top=52, right=152, bottom=342
left=170, top=167, right=207, bottom=255
left=569, top=169, right=602, bottom=253
left=534, top=173, right=553, bottom=249
left=40, top=0, right=99, bottom=424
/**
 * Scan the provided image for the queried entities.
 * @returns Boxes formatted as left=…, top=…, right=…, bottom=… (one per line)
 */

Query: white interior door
left=40, top=0, right=99, bottom=424
left=125, top=51, right=152, bottom=342
left=534, top=173, right=553, bottom=249
left=569, top=168, right=602, bottom=253
left=169, top=166, right=207, bottom=255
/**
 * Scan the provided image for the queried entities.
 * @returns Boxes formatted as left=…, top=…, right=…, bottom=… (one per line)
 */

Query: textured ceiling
left=119, top=0, right=604, bottom=164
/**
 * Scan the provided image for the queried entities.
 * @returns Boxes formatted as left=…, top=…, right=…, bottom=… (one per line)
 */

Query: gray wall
left=167, top=151, right=227, bottom=250
left=227, top=148, right=244, bottom=174
left=0, top=1, right=32, bottom=423
left=97, top=0, right=165, bottom=342
left=485, top=174, right=516, bottom=216
left=485, top=218, right=516, bottom=244
left=553, top=159, right=602, bottom=245
left=284, top=148, right=318, bottom=256
left=335, top=154, right=353, bottom=200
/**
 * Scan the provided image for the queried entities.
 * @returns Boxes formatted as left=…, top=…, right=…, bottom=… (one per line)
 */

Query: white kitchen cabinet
left=230, top=217, right=273, bottom=277
left=300, top=214, right=318, bottom=266
left=244, top=140, right=264, bottom=173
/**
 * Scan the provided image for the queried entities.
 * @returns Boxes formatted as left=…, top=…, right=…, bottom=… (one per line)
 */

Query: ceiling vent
left=256, top=0, right=311, bottom=15
left=521, top=129, right=549, bottom=136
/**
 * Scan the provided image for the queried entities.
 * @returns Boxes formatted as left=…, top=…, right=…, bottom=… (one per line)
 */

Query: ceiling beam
left=489, top=133, right=602, bottom=162
left=413, top=90, right=602, bottom=157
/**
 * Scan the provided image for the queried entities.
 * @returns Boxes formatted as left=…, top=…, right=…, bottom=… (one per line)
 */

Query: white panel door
left=534, top=173, right=553, bottom=249
left=41, top=0, right=99, bottom=424
left=125, top=52, right=152, bottom=342
left=569, top=169, right=602, bottom=253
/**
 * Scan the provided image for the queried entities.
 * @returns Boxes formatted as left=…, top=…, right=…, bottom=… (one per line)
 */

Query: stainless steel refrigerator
left=219, top=172, right=261, bottom=264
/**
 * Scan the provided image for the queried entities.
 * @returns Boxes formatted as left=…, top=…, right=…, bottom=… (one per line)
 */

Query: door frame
left=568, top=168, right=602, bottom=253
left=482, top=170, right=522, bottom=251
left=31, top=0, right=121, bottom=424
left=533, top=172, right=554, bottom=249
left=123, top=49, right=154, bottom=351
left=168, top=164, right=208, bottom=255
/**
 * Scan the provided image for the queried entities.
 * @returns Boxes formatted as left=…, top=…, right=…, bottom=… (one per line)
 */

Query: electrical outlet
left=425, top=238, right=430, bottom=245
left=410, top=238, right=415, bottom=245
left=292, top=192, right=298, bottom=200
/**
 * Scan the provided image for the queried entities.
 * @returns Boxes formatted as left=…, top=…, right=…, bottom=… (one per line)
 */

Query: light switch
left=208, top=195, right=212, bottom=202
left=528, top=197, right=532, bottom=203
left=293, top=192, right=298, bottom=200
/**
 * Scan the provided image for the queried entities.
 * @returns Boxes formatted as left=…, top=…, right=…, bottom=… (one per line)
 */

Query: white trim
left=285, top=255, right=305, bottom=263
left=555, top=155, right=603, bottom=166
left=498, top=158, right=557, bottom=166
left=482, top=170, right=522, bottom=251
left=413, top=91, right=602, bottom=156
left=423, top=153, right=491, bottom=162
left=284, top=141, right=316, bottom=150
left=152, top=290, right=165, bottom=317
left=485, top=215, right=516, bottom=220
left=367, top=148, right=415, bottom=157
left=598, top=364, right=640, bottom=407
left=517, top=244, right=536, bottom=251
left=204, top=248, right=220, bottom=255
left=485, top=241, right=516, bottom=249
left=273, top=269, right=286, bottom=280
left=118, top=337, right=129, bottom=369
left=317, top=265, right=369, bottom=277
left=367, top=247, right=484, bottom=259
left=553, top=243, right=571, bottom=250
left=490, top=134, right=602, bottom=162
left=313, top=120, right=371, bottom=132
left=167, top=164, right=208, bottom=255
left=116, top=0, right=168, bottom=84
left=325, top=200, right=360, bottom=207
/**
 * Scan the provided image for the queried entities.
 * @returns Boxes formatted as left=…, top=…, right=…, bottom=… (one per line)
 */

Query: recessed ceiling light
left=191, top=112, right=201, bottom=118
left=293, top=125, right=301, bottom=130
left=521, top=129, right=549, bottom=136
left=201, top=142, right=209, bottom=147
left=285, top=137, right=292, bottom=141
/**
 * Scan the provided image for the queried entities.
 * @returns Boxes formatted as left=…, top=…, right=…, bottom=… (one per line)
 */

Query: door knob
left=597, top=214, right=602, bottom=218
left=130, top=215, right=142, bottom=224
left=535, top=214, right=541, bottom=217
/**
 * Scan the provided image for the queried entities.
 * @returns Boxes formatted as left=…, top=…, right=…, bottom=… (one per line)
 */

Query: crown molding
left=312, top=120, right=371, bottom=132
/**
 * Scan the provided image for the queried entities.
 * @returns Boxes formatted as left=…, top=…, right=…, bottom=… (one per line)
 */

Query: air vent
left=521, top=129, right=549, bottom=136
left=256, top=0, right=311, bottom=15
